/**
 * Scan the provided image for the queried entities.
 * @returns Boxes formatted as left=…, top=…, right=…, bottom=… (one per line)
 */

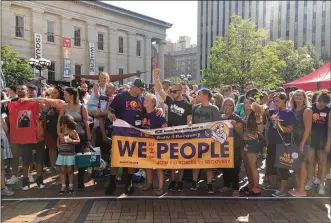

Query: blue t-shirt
left=268, top=109, right=296, bottom=145
left=109, top=91, right=144, bottom=127
left=141, top=111, right=167, bottom=129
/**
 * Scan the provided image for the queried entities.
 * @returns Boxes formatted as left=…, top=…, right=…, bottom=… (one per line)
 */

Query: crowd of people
left=1, top=69, right=330, bottom=198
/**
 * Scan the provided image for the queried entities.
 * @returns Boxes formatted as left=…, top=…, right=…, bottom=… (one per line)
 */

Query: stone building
left=1, top=1, right=172, bottom=85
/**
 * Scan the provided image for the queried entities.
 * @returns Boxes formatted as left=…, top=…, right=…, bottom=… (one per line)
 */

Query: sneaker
left=272, top=190, right=287, bottom=197
left=141, top=183, right=153, bottom=191
left=6, top=175, right=19, bottom=185
left=305, top=179, right=315, bottom=191
left=288, top=189, right=307, bottom=197
left=36, top=176, right=45, bottom=189
left=68, top=185, right=75, bottom=194
left=28, top=174, right=34, bottom=183
left=190, top=181, right=198, bottom=191
left=262, top=182, right=277, bottom=191
left=168, top=181, right=177, bottom=191
left=313, top=177, right=321, bottom=185
left=318, top=184, right=326, bottom=195
left=177, top=181, right=184, bottom=192
left=22, top=185, right=30, bottom=191
left=1, top=187, right=15, bottom=196
left=207, top=184, right=214, bottom=194
left=22, top=177, right=30, bottom=191
left=59, top=186, right=66, bottom=195
left=156, top=187, right=164, bottom=196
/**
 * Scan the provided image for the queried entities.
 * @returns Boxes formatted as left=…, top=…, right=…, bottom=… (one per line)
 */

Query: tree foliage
left=201, top=14, right=324, bottom=89
left=1, top=45, right=34, bottom=87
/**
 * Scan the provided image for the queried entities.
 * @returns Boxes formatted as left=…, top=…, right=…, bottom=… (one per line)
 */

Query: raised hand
left=153, top=68, right=161, bottom=79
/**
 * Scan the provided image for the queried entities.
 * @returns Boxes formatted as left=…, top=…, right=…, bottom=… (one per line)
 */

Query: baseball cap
left=132, top=78, right=146, bottom=90
left=28, top=84, right=38, bottom=91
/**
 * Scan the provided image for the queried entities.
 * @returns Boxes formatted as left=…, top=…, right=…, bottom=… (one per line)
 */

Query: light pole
left=180, top=74, right=192, bottom=83
left=28, top=58, right=51, bottom=77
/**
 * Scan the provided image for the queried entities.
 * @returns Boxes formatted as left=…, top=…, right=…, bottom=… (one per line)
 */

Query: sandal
left=232, top=190, right=240, bottom=197
left=156, top=187, right=164, bottom=196
left=244, top=187, right=261, bottom=196
left=219, top=186, right=231, bottom=193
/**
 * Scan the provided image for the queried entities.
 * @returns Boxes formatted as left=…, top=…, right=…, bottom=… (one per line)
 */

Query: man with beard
left=80, top=82, right=90, bottom=105
left=153, top=68, right=192, bottom=192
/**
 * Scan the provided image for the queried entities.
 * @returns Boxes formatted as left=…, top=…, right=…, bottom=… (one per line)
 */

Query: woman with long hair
left=57, top=87, right=91, bottom=190
left=241, top=97, right=264, bottom=196
left=218, top=98, right=244, bottom=197
left=288, top=90, right=312, bottom=197
left=213, top=93, right=224, bottom=112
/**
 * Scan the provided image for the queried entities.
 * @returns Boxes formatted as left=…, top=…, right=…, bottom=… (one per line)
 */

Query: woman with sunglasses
left=266, top=92, right=295, bottom=197
left=288, top=90, right=312, bottom=197
left=241, top=97, right=264, bottom=196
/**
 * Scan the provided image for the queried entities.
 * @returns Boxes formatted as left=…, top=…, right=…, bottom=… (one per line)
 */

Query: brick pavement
left=1, top=199, right=330, bottom=223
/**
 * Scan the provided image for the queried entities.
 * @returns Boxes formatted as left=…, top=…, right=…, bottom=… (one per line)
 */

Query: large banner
left=63, top=37, right=72, bottom=78
left=89, top=42, right=96, bottom=75
left=34, top=33, right=42, bottom=59
left=111, top=119, right=234, bottom=169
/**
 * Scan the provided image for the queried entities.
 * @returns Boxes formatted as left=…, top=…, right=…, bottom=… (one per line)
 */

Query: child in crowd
left=57, top=115, right=80, bottom=194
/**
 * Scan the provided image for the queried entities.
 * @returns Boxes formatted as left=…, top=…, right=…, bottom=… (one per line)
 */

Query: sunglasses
left=170, top=90, right=180, bottom=94
left=222, top=89, right=229, bottom=92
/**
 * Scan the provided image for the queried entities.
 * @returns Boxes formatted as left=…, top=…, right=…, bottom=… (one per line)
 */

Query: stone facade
left=1, top=1, right=172, bottom=84
left=164, top=47, right=198, bottom=80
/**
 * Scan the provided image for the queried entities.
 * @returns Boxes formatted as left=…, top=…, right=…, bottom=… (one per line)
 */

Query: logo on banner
left=209, top=122, right=229, bottom=144
left=89, top=43, right=96, bottom=75
left=34, top=33, right=42, bottom=59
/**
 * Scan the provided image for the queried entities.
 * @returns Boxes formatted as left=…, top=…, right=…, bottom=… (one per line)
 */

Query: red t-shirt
left=8, top=101, right=40, bottom=144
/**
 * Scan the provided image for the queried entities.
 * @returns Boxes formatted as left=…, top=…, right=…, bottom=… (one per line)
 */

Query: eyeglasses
left=170, top=90, right=179, bottom=94
left=222, top=89, right=229, bottom=92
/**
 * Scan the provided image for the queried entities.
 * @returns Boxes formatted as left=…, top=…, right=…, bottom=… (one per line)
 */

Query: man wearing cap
left=105, top=78, right=146, bottom=195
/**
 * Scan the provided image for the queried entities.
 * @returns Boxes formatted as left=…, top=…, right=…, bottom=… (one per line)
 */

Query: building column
left=108, top=27, right=118, bottom=75
left=157, top=40, right=166, bottom=81
left=1, top=3, right=11, bottom=48
left=144, top=36, right=152, bottom=84
left=127, top=31, right=136, bottom=83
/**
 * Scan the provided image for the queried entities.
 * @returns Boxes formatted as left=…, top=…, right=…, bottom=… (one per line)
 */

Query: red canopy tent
left=283, top=61, right=331, bottom=91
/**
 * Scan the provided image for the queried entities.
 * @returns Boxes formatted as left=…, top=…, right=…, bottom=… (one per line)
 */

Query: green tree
left=1, top=45, right=33, bottom=86
left=320, top=50, right=330, bottom=63
left=201, top=14, right=285, bottom=89
left=270, top=40, right=323, bottom=82
left=167, top=76, right=196, bottom=85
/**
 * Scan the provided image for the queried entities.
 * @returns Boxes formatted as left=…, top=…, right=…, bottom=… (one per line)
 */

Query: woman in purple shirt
left=140, top=93, right=167, bottom=196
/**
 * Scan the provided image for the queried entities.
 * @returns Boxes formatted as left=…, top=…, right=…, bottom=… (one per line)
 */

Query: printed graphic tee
left=8, top=101, right=40, bottom=144
left=141, top=111, right=167, bottom=129
left=268, top=109, right=296, bottom=145
left=192, top=104, right=221, bottom=124
left=109, top=91, right=144, bottom=127
left=311, top=103, right=330, bottom=149
left=165, top=95, right=192, bottom=127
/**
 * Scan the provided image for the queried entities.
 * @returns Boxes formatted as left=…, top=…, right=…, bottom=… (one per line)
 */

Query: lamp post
left=180, top=74, right=192, bottom=82
left=28, top=58, right=51, bottom=77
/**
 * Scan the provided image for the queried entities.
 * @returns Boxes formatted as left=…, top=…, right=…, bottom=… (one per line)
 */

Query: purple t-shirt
left=141, top=111, right=167, bottom=129
left=268, top=109, right=296, bottom=144
left=109, top=91, right=144, bottom=127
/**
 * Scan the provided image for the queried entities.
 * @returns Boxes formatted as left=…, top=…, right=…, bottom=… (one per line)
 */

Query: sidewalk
left=2, top=198, right=330, bottom=223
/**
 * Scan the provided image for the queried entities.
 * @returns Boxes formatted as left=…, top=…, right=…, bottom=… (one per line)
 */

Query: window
left=98, top=66, right=104, bottom=74
left=322, top=40, right=325, bottom=47
left=75, top=64, right=82, bottom=81
left=322, top=1, right=326, bottom=11
left=118, top=68, right=124, bottom=85
left=47, top=22, right=55, bottom=43
left=48, top=62, right=55, bottom=81
left=118, top=37, right=123, bottom=53
left=98, top=33, right=104, bottom=50
left=206, top=1, right=208, bottom=26
left=303, top=28, right=307, bottom=34
left=304, top=14, right=307, bottom=20
left=15, top=15, right=24, bottom=38
left=322, top=24, right=326, bottom=32
left=278, top=26, right=281, bottom=38
left=74, top=27, right=81, bottom=47
left=242, top=1, right=245, bottom=18
left=136, top=40, right=141, bottom=56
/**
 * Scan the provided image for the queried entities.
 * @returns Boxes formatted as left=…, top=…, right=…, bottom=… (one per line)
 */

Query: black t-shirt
left=165, top=95, right=192, bottom=127
left=311, top=103, right=330, bottom=149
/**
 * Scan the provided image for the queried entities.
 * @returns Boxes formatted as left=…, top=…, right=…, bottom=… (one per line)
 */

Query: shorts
left=310, top=146, right=330, bottom=157
left=10, top=144, right=21, bottom=158
left=44, top=133, right=57, bottom=150
left=243, top=140, right=260, bottom=154
left=21, top=141, right=45, bottom=165
left=266, top=144, right=277, bottom=176
left=56, top=154, right=75, bottom=166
